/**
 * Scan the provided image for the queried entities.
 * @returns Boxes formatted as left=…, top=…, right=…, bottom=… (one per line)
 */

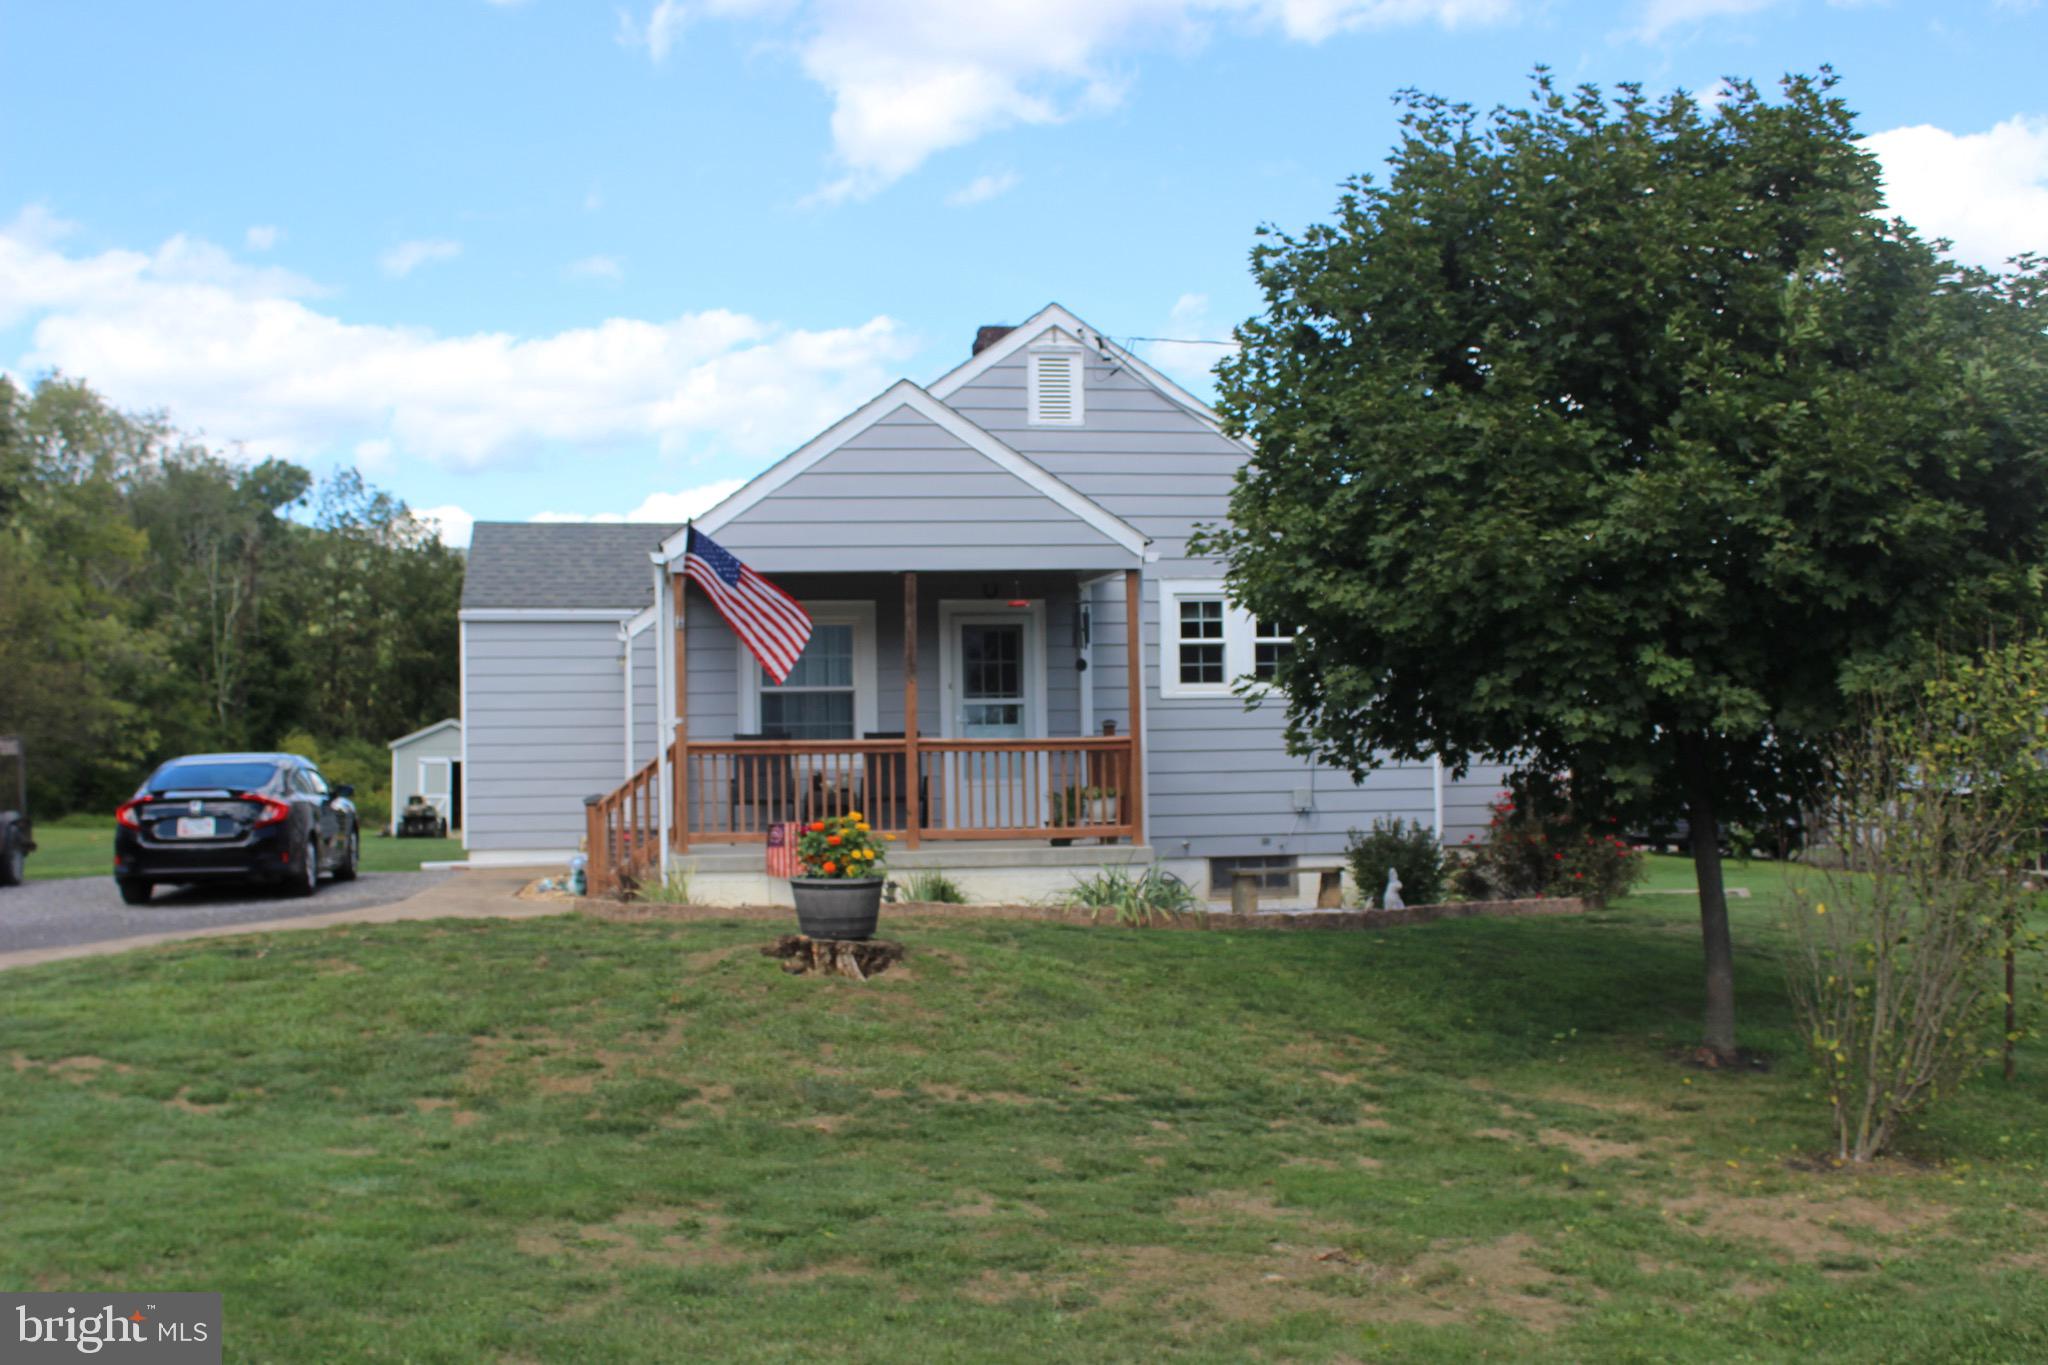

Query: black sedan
left=113, top=753, right=359, bottom=905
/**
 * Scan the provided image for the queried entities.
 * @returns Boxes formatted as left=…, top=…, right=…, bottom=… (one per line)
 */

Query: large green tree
left=1200, top=72, right=2048, bottom=1057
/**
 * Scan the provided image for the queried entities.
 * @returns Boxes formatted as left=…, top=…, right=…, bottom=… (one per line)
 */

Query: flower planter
left=791, top=876, right=883, bottom=941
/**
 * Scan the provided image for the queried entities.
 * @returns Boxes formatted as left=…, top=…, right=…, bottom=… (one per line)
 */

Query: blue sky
left=3, top=0, right=2044, bottom=544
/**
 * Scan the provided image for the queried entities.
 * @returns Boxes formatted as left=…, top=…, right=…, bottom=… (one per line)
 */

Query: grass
left=19, top=814, right=463, bottom=880
left=1, top=856, right=2044, bottom=1361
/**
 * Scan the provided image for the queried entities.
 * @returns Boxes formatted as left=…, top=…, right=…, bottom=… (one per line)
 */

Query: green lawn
left=22, top=813, right=462, bottom=880
left=2, top=859, right=2044, bottom=1361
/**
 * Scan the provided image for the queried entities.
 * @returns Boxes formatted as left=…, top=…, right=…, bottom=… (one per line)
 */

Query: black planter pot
left=790, top=877, right=883, bottom=941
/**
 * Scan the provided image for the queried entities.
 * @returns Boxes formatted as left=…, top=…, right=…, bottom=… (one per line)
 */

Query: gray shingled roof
left=461, top=522, right=682, bottom=610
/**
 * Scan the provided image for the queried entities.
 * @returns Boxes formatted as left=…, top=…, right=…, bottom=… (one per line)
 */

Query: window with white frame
left=1159, top=581, right=1296, bottom=698
left=743, top=602, right=878, bottom=739
left=1176, top=596, right=1227, bottom=687
left=1253, top=618, right=1296, bottom=682
left=1028, top=347, right=1084, bottom=426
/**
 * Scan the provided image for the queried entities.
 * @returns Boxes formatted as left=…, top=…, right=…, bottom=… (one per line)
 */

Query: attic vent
left=1028, top=349, right=1083, bottom=426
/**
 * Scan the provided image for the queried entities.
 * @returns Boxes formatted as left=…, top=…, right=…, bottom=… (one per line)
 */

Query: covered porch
left=586, top=566, right=1146, bottom=895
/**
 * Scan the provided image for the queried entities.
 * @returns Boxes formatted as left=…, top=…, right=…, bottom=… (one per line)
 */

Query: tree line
left=0, top=374, right=462, bottom=824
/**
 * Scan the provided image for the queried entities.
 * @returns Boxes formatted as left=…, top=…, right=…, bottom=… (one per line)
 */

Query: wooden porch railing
left=586, top=734, right=1139, bottom=896
left=583, top=754, right=661, bottom=897
left=676, top=735, right=1137, bottom=845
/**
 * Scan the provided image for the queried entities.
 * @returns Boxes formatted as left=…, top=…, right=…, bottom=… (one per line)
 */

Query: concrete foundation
left=682, top=840, right=1157, bottom=907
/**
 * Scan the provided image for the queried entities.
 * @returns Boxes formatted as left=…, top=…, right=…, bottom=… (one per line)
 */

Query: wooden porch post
left=902, top=571, right=921, bottom=849
left=672, top=572, right=690, bottom=853
left=1124, top=567, right=1144, bottom=844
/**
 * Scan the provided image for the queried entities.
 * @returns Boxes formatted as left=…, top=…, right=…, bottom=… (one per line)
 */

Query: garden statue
left=1383, top=866, right=1404, bottom=911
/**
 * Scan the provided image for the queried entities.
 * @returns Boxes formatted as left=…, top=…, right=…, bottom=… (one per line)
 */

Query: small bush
left=633, top=869, right=692, bottom=904
left=1345, top=818, right=1446, bottom=907
left=1060, top=866, right=1197, bottom=925
left=1463, top=771, right=1644, bottom=905
left=899, top=870, right=967, bottom=904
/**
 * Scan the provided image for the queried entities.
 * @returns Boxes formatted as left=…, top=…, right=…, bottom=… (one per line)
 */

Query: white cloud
left=533, top=478, right=748, bottom=524
left=566, top=254, right=625, bottom=281
left=624, top=1, right=1517, bottom=198
left=245, top=224, right=282, bottom=251
left=1866, top=115, right=2048, bottom=269
left=1633, top=0, right=1780, bottom=40
left=947, top=171, right=1021, bottom=206
left=378, top=238, right=463, bottom=278
left=415, top=503, right=476, bottom=548
left=1139, top=292, right=1237, bottom=395
left=0, top=212, right=918, bottom=470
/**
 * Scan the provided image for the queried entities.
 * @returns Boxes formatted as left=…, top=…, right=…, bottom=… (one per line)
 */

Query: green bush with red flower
left=794, top=811, right=891, bottom=880
left=1456, top=771, right=1645, bottom=906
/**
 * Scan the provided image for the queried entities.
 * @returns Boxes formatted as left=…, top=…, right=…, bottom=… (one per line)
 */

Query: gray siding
left=712, top=405, right=1135, bottom=573
left=464, top=618, right=630, bottom=853
left=952, top=346, right=1455, bottom=857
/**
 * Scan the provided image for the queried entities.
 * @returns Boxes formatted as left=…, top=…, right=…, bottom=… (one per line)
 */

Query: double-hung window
left=760, top=623, right=856, bottom=739
left=1158, top=580, right=1298, bottom=699
left=743, top=601, right=878, bottom=738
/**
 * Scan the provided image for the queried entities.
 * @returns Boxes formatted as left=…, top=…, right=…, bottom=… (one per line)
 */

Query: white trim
left=656, top=564, right=673, bottom=881
left=936, top=600, right=1050, bottom=739
left=623, top=601, right=657, bottom=636
left=1154, top=577, right=1295, bottom=701
left=1431, top=754, right=1445, bottom=842
left=457, top=621, right=470, bottom=852
left=1157, top=577, right=1232, bottom=699
left=386, top=717, right=460, bottom=750
left=928, top=303, right=1242, bottom=445
left=738, top=600, right=879, bottom=738
left=658, top=380, right=1147, bottom=561
left=458, top=607, right=638, bottom=622
left=1027, top=345, right=1085, bottom=427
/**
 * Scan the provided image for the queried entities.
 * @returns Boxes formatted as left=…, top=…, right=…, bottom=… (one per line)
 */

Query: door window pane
left=963, top=625, right=1022, bottom=699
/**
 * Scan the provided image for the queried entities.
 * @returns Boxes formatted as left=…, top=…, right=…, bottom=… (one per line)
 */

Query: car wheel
left=333, top=824, right=359, bottom=882
left=117, top=878, right=152, bottom=905
left=0, top=834, right=23, bottom=887
left=288, top=837, right=320, bottom=898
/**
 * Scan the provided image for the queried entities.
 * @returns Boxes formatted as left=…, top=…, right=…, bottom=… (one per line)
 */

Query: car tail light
left=115, top=798, right=148, bottom=830
left=240, top=792, right=291, bottom=827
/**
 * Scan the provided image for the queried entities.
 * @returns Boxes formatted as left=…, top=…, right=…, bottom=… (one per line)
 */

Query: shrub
left=1787, top=652, right=2048, bottom=1162
left=1345, top=818, right=1446, bottom=907
left=899, top=870, right=967, bottom=904
left=632, top=869, right=692, bottom=904
left=1060, top=866, right=1197, bottom=925
left=1463, top=771, right=1644, bottom=905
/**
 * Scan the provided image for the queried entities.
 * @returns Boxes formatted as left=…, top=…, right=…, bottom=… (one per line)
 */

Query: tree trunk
left=2005, top=919, right=2018, bottom=1084
left=1683, top=737, right=1738, bottom=1060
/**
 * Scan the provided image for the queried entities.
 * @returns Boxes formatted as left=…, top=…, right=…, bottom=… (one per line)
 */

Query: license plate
left=175, top=816, right=217, bottom=839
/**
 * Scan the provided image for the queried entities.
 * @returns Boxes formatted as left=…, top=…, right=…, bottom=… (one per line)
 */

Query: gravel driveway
left=0, top=871, right=452, bottom=956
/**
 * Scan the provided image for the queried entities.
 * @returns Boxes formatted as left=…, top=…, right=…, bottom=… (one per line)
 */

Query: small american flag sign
left=765, top=821, right=803, bottom=879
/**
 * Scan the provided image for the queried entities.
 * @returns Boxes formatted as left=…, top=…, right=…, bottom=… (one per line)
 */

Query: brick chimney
left=972, top=325, right=1015, bottom=356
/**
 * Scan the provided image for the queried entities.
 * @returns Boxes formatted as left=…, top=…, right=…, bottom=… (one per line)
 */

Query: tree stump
left=762, top=934, right=905, bottom=981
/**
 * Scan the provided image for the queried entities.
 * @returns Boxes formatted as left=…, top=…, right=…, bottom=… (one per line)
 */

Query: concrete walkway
left=0, top=868, right=561, bottom=973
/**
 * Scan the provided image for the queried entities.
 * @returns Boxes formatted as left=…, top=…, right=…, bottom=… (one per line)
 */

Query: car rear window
left=147, top=762, right=282, bottom=793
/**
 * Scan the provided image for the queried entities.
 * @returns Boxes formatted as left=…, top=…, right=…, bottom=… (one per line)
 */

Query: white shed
left=387, top=719, right=463, bottom=835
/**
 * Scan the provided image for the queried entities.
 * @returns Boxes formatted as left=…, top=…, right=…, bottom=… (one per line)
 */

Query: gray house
left=458, top=304, right=1507, bottom=903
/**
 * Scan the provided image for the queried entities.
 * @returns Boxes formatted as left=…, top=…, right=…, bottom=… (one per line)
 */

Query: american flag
left=681, top=526, right=813, bottom=684
left=764, top=821, right=803, bottom=878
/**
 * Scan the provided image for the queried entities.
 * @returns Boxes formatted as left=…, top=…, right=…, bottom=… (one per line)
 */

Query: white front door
left=940, top=604, right=1047, bottom=831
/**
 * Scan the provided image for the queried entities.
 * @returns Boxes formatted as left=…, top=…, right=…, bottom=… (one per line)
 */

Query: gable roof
left=387, top=718, right=460, bottom=750
left=656, top=380, right=1147, bottom=563
left=927, top=302, right=1241, bottom=444
left=461, top=521, right=679, bottom=610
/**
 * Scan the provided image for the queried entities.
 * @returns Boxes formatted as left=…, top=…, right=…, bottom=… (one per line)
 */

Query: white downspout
left=620, top=622, right=634, bottom=782
left=1431, top=754, right=1445, bottom=845
left=652, top=558, right=672, bottom=882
